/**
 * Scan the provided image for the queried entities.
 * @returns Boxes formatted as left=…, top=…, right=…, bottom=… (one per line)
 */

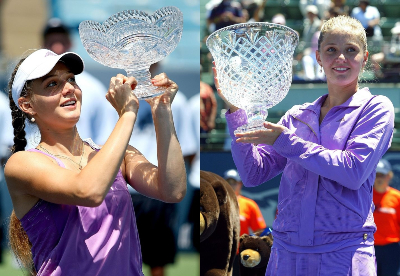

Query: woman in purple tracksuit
left=215, top=15, right=394, bottom=275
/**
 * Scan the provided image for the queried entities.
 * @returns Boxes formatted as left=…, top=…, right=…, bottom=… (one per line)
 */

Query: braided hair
left=7, top=57, right=36, bottom=275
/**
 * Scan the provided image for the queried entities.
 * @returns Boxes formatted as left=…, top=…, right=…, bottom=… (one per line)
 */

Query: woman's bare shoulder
left=5, top=151, right=34, bottom=171
left=4, top=150, right=57, bottom=188
left=6, top=150, right=56, bottom=167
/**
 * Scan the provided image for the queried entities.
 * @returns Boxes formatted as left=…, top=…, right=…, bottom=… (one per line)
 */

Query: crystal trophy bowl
left=206, top=23, right=298, bottom=134
left=79, top=6, right=183, bottom=99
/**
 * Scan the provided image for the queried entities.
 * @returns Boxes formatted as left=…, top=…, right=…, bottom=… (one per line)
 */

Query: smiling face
left=316, top=16, right=368, bottom=90
left=22, top=62, right=82, bottom=129
left=316, top=30, right=368, bottom=88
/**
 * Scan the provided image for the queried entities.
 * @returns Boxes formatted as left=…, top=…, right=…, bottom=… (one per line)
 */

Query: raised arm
left=272, top=97, right=394, bottom=190
left=213, top=65, right=287, bottom=186
left=5, top=74, right=139, bottom=214
left=124, top=74, right=186, bottom=203
left=226, top=108, right=288, bottom=187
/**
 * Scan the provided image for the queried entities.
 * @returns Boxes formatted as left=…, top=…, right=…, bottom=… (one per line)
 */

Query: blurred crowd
left=201, top=0, right=400, bottom=82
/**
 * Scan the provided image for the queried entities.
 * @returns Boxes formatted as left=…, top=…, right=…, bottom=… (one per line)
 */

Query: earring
left=320, top=66, right=323, bottom=73
left=30, top=117, right=35, bottom=123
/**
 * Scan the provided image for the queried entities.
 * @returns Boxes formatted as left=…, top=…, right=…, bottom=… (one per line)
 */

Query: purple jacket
left=226, top=88, right=394, bottom=253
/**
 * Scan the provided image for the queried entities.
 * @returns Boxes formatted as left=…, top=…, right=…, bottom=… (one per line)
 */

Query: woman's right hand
left=106, top=74, right=139, bottom=117
left=212, top=63, right=240, bottom=113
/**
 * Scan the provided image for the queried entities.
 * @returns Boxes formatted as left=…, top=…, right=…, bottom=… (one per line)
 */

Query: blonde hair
left=318, top=15, right=367, bottom=53
left=9, top=211, right=36, bottom=275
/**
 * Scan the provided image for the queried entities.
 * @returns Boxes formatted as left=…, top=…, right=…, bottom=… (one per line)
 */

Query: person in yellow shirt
left=223, top=169, right=267, bottom=276
left=373, top=159, right=400, bottom=276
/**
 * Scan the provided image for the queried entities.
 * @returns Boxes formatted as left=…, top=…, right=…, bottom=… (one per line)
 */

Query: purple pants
left=266, top=247, right=376, bottom=276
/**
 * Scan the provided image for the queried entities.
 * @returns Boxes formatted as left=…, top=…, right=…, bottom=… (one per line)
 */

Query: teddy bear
left=200, top=170, right=240, bottom=276
left=239, top=228, right=273, bottom=276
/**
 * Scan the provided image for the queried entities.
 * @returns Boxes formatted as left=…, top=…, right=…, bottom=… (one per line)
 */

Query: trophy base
left=134, top=87, right=164, bottom=100
left=234, top=104, right=269, bottom=135
left=136, top=92, right=164, bottom=99
left=234, top=119, right=266, bottom=135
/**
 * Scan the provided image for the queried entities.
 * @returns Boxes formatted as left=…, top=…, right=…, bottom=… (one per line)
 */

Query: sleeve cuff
left=225, top=108, right=248, bottom=139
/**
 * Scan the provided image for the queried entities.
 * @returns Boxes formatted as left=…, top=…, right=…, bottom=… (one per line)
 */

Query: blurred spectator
left=373, top=159, right=400, bottom=276
left=298, top=5, right=323, bottom=81
left=326, top=6, right=343, bottom=19
left=223, top=169, right=266, bottom=235
left=271, top=13, right=286, bottom=25
left=223, top=169, right=267, bottom=276
left=129, top=62, right=197, bottom=276
left=205, top=0, right=223, bottom=34
left=350, top=0, right=382, bottom=39
left=200, top=80, right=217, bottom=132
left=302, top=28, right=325, bottom=80
left=200, top=80, right=217, bottom=146
left=302, top=5, right=322, bottom=48
left=329, top=0, right=350, bottom=16
left=300, top=0, right=330, bottom=20
left=42, top=18, right=72, bottom=54
left=242, top=0, right=267, bottom=22
left=25, top=18, right=115, bottom=149
left=271, top=14, right=299, bottom=43
left=207, top=0, right=246, bottom=32
left=371, top=22, right=400, bottom=79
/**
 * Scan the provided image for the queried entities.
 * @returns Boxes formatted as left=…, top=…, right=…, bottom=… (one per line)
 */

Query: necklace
left=37, top=142, right=85, bottom=170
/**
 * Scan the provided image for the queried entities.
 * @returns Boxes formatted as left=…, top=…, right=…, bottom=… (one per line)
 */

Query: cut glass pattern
left=206, top=23, right=299, bottom=134
left=79, top=7, right=183, bottom=99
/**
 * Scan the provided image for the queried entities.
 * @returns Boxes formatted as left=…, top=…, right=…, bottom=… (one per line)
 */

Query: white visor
left=11, top=49, right=84, bottom=109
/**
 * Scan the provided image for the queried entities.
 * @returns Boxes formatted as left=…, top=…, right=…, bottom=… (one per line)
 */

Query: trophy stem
left=234, top=103, right=269, bottom=135
left=126, top=68, right=163, bottom=100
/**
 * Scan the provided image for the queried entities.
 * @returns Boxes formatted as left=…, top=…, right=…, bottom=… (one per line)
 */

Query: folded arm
left=273, top=97, right=394, bottom=190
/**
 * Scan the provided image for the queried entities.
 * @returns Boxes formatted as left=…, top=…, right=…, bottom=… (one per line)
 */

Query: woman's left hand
left=235, top=122, right=286, bottom=146
left=146, top=73, right=178, bottom=110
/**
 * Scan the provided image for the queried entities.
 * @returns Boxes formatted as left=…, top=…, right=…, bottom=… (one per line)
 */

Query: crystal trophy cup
left=206, top=23, right=298, bottom=134
left=79, top=7, right=183, bottom=99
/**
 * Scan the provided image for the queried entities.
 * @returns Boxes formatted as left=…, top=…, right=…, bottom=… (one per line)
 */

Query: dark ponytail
left=7, top=57, right=36, bottom=275
left=8, top=58, right=33, bottom=154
